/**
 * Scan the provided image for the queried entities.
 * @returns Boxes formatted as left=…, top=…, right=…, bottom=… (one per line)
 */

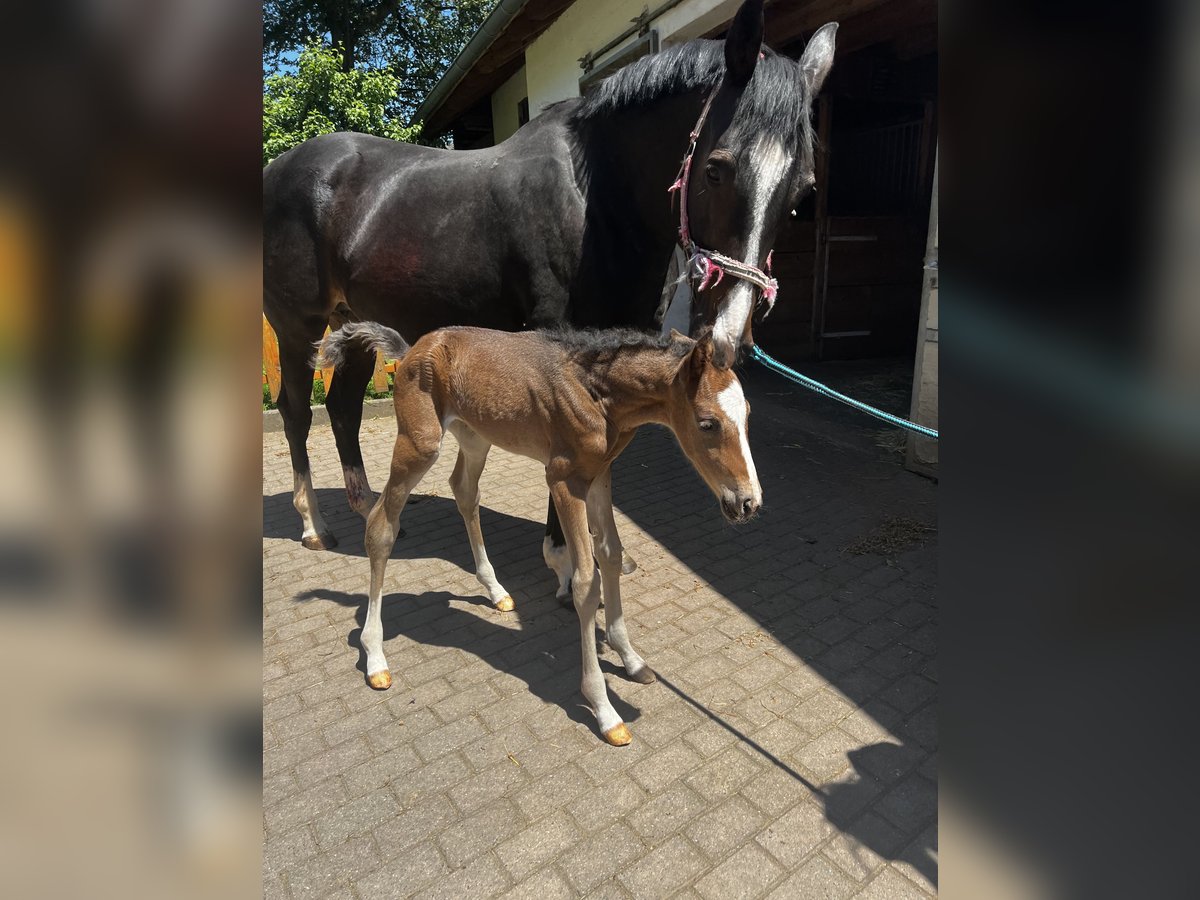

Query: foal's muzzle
left=721, top=490, right=760, bottom=524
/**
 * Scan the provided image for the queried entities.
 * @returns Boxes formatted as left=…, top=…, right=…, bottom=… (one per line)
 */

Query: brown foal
left=317, top=323, right=762, bottom=746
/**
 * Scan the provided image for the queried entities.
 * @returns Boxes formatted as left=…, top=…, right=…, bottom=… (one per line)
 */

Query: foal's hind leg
left=361, top=424, right=442, bottom=690
left=325, top=337, right=378, bottom=519
left=277, top=329, right=336, bottom=550
left=447, top=423, right=513, bottom=611
left=589, top=469, right=655, bottom=685
left=551, top=477, right=631, bottom=746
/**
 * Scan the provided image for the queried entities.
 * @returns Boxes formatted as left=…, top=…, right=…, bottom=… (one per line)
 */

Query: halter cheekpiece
left=667, top=83, right=779, bottom=316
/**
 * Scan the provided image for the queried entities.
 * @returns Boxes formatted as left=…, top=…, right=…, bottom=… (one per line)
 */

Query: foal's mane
left=540, top=326, right=692, bottom=362
left=571, top=39, right=814, bottom=151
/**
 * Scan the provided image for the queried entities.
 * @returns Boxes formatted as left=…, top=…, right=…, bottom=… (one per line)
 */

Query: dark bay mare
left=263, top=0, right=836, bottom=593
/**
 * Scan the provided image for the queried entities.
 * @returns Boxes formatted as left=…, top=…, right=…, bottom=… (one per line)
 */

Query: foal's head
left=688, top=6, right=838, bottom=367
left=668, top=332, right=762, bottom=523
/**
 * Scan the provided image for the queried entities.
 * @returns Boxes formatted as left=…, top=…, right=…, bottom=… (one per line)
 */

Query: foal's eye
left=698, top=418, right=718, bottom=432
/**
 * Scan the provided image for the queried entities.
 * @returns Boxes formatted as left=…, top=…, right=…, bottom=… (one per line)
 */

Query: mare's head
left=667, top=330, right=762, bottom=523
left=687, top=5, right=837, bottom=367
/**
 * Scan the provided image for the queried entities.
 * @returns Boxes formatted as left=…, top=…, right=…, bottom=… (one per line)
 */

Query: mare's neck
left=568, top=91, right=706, bottom=324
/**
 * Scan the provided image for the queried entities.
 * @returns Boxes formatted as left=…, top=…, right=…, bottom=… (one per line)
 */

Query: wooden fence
left=262, top=316, right=396, bottom=403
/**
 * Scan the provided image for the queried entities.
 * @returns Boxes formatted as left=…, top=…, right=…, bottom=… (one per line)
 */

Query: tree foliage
left=263, top=1, right=495, bottom=123
left=263, top=42, right=421, bottom=166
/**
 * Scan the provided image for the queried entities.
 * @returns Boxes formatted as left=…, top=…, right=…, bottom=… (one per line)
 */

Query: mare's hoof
left=302, top=531, right=337, bottom=551
left=628, top=665, right=657, bottom=685
left=367, top=670, right=392, bottom=690
left=602, top=723, right=633, bottom=746
left=621, top=552, right=638, bottom=575
left=495, top=595, right=515, bottom=612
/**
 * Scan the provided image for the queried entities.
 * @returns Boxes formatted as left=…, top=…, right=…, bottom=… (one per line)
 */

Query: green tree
left=263, top=42, right=421, bottom=166
left=263, top=1, right=495, bottom=123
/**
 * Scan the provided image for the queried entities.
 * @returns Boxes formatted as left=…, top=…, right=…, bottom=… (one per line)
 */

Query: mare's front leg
left=325, top=336, right=379, bottom=520
left=588, top=468, right=655, bottom=684
left=361, top=421, right=441, bottom=690
left=551, top=476, right=631, bottom=746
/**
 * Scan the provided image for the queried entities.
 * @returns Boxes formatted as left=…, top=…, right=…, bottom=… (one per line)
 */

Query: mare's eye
left=698, top=418, right=718, bottom=432
left=704, top=162, right=722, bottom=184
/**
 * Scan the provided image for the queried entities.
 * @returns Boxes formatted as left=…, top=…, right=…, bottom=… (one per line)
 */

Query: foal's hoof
left=367, top=670, right=392, bottom=690
left=495, top=595, right=515, bottom=612
left=628, top=665, right=657, bottom=685
left=302, top=531, right=338, bottom=551
left=621, top=552, right=638, bottom=575
left=602, top=723, right=633, bottom=746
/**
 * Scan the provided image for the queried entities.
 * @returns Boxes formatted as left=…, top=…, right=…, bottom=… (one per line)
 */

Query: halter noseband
left=667, top=84, right=779, bottom=316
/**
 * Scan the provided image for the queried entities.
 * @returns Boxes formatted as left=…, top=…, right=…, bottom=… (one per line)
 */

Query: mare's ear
left=724, top=0, right=764, bottom=87
left=668, top=328, right=686, bottom=341
left=799, top=22, right=838, bottom=98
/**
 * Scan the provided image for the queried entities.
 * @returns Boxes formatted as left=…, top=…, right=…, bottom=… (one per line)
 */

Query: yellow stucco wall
left=523, top=0, right=744, bottom=116
left=490, top=65, right=528, bottom=144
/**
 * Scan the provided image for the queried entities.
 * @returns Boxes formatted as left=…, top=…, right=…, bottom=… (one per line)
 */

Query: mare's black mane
left=572, top=39, right=813, bottom=154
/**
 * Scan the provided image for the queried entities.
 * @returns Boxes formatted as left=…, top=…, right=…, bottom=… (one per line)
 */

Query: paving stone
left=683, top=745, right=761, bottom=802
left=285, top=835, right=381, bottom=900
left=343, top=746, right=423, bottom=798
left=755, top=799, right=834, bottom=869
left=619, top=835, right=708, bottom=899
left=567, top=773, right=649, bottom=833
left=372, top=794, right=455, bottom=860
left=874, top=776, right=937, bottom=834
left=312, top=783, right=402, bottom=849
left=628, top=781, right=708, bottom=844
left=513, top=762, right=593, bottom=822
left=630, top=741, right=704, bottom=794
left=497, top=868, right=576, bottom=900
left=352, top=841, right=450, bottom=899
left=437, top=799, right=525, bottom=869
left=738, top=766, right=813, bottom=818
left=414, top=851, right=512, bottom=900
left=496, top=809, right=582, bottom=882
left=263, top=399, right=938, bottom=899
left=684, top=795, right=767, bottom=859
left=694, top=842, right=783, bottom=900
left=558, top=822, right=645, bottom=894
left=766, top=854, right=860, bottom=900
left=264, top=776, right=347, bottom=837
left=822, top=812, right=908, bottom=882
left=857, top=866, right=935, bottom=899
left=791, top=727, right=858, bottom=783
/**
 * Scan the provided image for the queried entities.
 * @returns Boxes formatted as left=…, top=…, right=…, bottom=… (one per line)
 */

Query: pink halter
left=667, top=85, right=779, bottom=315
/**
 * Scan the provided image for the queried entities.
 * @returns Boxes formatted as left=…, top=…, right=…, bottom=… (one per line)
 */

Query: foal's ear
left=799, top=22, right=838, bottom=98
left=724, top=0, right=764, bottom=87
left=689, top=336, right=715, bottom=378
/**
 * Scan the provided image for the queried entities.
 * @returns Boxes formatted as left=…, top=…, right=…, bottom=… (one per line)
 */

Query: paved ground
left=263, top=364, right=938, bottom=899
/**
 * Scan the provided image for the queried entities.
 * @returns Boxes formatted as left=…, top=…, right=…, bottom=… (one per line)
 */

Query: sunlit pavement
left=263, top=368, right=937, bottom=899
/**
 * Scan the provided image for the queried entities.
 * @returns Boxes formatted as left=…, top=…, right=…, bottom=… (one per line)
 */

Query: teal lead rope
left=749, top=344, right=939, bottom=440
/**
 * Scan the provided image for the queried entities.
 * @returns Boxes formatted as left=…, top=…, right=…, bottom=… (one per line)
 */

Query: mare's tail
left=313, top=322, right=410, bottom=370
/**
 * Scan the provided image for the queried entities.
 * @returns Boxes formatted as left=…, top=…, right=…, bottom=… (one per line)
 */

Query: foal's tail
left=313, top=322, right=411, bottom=370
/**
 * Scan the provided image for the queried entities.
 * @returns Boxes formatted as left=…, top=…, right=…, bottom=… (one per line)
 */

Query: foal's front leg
left=589, top=469, right=655, bottom=684
left=551, top=477, right=631, bottom=746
